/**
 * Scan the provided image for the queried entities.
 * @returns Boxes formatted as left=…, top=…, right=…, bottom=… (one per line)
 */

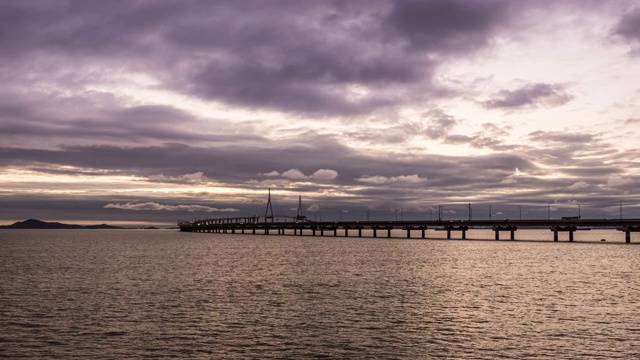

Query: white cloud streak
left=355, top=174, right=427, bottom=185
left=263, top=168, right=338, bottom=181
left=104, top=202, right=239, bottom=212
left=148, top=172, right=209, bottom=183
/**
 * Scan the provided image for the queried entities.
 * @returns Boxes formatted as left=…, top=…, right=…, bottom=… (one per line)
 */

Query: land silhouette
left=0, top=219, right=123, bottom=229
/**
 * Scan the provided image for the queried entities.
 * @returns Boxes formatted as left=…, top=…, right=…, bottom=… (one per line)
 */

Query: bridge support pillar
left=617, top=226, right=640, bottom=243
left=358, top=228, right=362, bottom=237
left=387, top=228, right=392, bottom=238
left=373, top=228, right=377, bottom=238
left=334, top=228, right=337, bottom=237
left=443, top=226, right=468, bottom=240
left=345, top=228, right=349, bottom=237
left=493, top=226, right=517, bottom=241
left=406, top=228, right=411, bottom=239
left=551, top=226, right=576, bottom=242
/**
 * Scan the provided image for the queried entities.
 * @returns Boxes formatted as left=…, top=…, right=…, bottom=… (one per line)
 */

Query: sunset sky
left=1, top=0, right=640, bottom=225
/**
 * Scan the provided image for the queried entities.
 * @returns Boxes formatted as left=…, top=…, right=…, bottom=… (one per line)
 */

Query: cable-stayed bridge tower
left=264, top=188, right=274, bottom=222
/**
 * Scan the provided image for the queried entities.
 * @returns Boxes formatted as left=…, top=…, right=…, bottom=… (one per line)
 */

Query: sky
left=1, top=0, right=640, bottom=226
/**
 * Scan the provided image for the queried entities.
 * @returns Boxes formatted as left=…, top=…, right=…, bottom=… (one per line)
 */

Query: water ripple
left=1, top=230, right=640, bottom=358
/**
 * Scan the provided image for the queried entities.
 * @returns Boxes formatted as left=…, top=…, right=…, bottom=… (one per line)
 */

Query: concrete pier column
left=320, top=228, right=324, bottom=236
left=406, top=228, right=411, bottom=239
left=447, top=229, right=451, bottom=239
left=333, top=228, right=337, bottom=237
left=510, top=230, right=515, bottom=240
left=373, top=228, right=377, bottom=238
left=387, top=228, right=392, bottom=238
left=553, top=230, right=558, bottom=241
left=421, top=228, right=426, bottom=239
left=495, top=231, right=500, bottom=240
left=569, top=230, right=574, bottom=242
left=231, top=228, right=235, bottom=234
left=358, top=228, right=362, bottom=237
left=312, top=228, right=316, bottom=236
left=462, top=230, right=466, bottom=240
left=345, top=228, right=349, bottom=237
left=627, top=231, right=631, bottom=244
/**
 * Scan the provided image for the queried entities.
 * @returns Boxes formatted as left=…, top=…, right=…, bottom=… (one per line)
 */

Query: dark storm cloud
left=384, top=0, right=507, bottom=53
left=166, top=2, right=426, bottom=115
left=561, top=166, right=623, bottom=177
left=0, top=0, right=515, bottom=117
left=0, top=0, right=183, bottom=58
left=614, top=8, right=640, bottom=42
left=0, top=101, right=263, bottom=147
left=484, top=83, right=573, bottom=109
left=0, top=131, right=534, bottom=191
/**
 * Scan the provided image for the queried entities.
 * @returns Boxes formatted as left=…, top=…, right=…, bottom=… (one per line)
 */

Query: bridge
left=178, top=217, right=640, bottom=243
left=178, top=190, right=640, bottom=243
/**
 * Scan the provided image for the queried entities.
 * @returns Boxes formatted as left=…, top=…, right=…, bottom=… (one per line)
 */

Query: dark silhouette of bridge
left=178, top=190, right=640, bottom=243
left=178, top=216, right=640, bottom=243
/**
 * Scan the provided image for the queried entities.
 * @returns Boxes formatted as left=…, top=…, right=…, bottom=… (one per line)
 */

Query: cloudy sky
left=1, top=0, right=640, bottom=225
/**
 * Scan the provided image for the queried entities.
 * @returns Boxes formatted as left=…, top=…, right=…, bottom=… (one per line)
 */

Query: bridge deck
left=178, top=218, right=640, bottom=243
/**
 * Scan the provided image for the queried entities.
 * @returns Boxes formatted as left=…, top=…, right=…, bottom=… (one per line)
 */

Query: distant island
left=0, top=219, right=124, bottom=229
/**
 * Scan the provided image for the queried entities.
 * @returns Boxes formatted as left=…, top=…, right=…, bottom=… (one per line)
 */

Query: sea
left=1, top=229, right=639, bottom=359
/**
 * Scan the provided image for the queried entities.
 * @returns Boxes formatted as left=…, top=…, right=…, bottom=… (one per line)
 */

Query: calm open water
left=1, top=229, right=640, bottom=359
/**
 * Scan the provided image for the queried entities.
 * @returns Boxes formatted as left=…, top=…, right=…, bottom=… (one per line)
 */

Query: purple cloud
left=614, top=8, right=640, bottom=42
left=484, top=83, right=573, bottom=109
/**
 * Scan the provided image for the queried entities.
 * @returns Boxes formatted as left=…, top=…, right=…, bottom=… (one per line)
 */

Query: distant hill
left=85, top=224, right=124, bottom=229
left=0, top=219, right=124, bottom=229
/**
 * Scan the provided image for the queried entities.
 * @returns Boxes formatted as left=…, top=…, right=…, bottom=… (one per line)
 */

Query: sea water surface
left=1, top=229, right=640, bottom=358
